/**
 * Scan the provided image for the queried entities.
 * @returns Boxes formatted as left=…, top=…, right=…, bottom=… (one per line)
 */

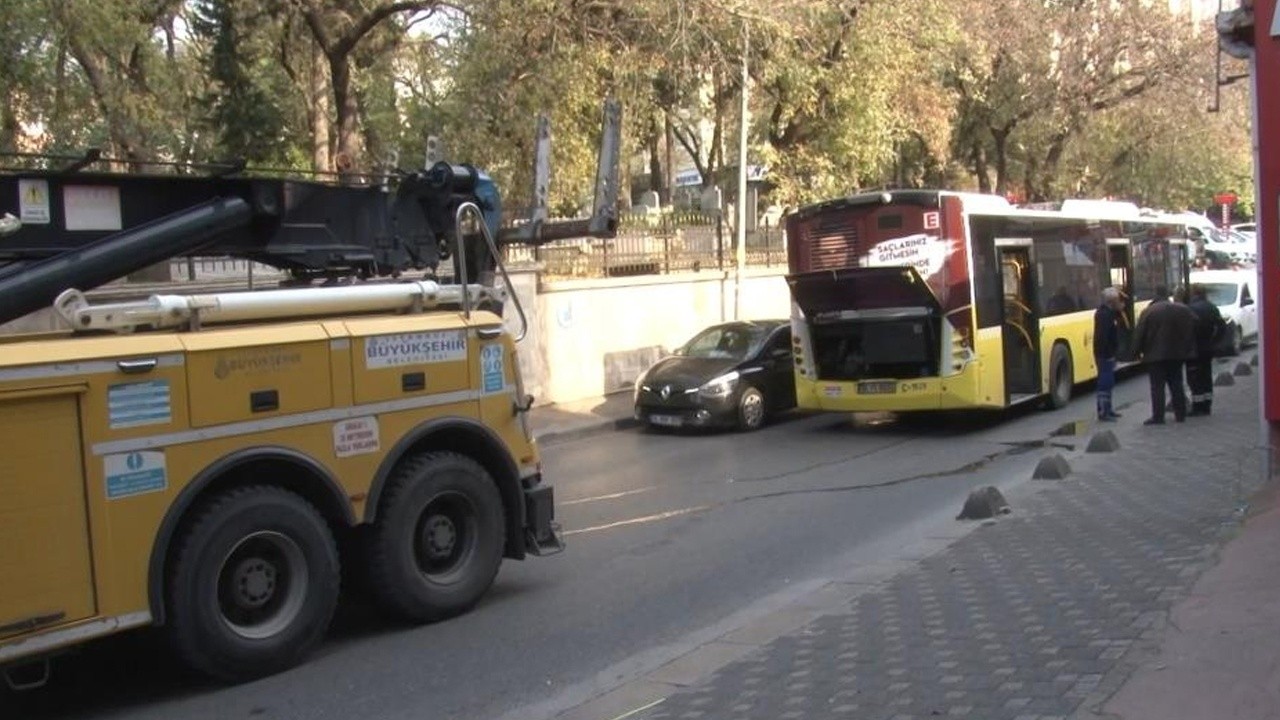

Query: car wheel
left=1045, top=344, right=1073, bottom=410
left=366, top=452, right=505, bottom=623
left=1231, top=326, right=1243, bottom=356
left=737, top=387, right=767, bottom=431
left=166, top=486, right=340, bottom=682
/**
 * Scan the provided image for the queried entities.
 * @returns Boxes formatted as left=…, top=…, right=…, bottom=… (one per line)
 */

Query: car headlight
left=698, top=370, right=740, bottom=398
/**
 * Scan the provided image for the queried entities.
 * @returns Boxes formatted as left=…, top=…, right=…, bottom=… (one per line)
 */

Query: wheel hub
left=232, top=558, right=277, bottom=608
left=422, top=514, right=457, bottom=558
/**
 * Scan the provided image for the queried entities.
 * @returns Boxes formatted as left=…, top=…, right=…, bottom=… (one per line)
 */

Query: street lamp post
left=734, top=23, right=749, bottom=321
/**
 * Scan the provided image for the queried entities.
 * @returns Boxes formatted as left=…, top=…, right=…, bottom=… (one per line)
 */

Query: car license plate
left=649, top=414, right=683, bottom=427
left=857, top=381, right=897, bottom=395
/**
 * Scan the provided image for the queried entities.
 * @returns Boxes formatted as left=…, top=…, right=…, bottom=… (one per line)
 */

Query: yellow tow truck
left=0, top=101, right=621, bottom=686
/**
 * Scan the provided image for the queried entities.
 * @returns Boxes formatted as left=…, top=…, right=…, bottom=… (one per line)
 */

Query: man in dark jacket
left=1132, top=285, right=1197, bottom=424
left=1187, top=283, right=1227, bottom=416
left=1093, top=286, right=1125, bottom=421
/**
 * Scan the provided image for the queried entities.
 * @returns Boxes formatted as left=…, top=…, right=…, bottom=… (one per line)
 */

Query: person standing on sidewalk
left=1186, top=283, right=1227, bottom=416
left=1132, top=284, right=1197, bottom=425
left=1093, top=286, right=1125, bottom=421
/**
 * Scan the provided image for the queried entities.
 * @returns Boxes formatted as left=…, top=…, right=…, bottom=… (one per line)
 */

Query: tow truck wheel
left=166, top=486, right=340, bottom=682
left=367, top=452, right=505, bottom=623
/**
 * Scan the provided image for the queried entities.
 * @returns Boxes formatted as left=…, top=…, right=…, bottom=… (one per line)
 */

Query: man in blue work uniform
left=1093, top=286, right=1124, bottom=421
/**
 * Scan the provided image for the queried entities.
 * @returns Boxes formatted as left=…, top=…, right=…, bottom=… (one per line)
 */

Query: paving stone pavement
left=631, top=365, right=1266, bottom=720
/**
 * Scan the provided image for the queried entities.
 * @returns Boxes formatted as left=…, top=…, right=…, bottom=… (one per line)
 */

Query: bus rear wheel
left=1046, top=345, right=1073, bottom=410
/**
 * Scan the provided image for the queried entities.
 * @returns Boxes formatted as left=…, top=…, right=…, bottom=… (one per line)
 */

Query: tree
left=292, top=0, right=436, bottom=177
left=946, top=0, right=1199, bottom=200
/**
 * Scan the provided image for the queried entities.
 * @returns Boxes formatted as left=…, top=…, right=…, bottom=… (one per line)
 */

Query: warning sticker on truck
left=480, top=344, right=504, bottom=393
left=333, top=417, right=380, bottom=458
left=364, top=330, right=467, bottom=369
left=107, top=380, right=172, bottom=429
left=18, top=179, right=50, bottom=224
left=104, top=451, right=168, bottom=499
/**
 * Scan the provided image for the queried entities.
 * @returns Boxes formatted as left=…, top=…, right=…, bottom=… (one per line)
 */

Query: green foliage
left=0, top=0, right=1255, bottom=219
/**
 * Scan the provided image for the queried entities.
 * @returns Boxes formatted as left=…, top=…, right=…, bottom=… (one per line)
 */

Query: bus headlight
left=698, top=370, right=740, bottom=398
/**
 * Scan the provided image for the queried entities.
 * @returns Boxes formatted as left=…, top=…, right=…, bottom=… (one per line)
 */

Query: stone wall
left=504, top=267, right=792, bottom=405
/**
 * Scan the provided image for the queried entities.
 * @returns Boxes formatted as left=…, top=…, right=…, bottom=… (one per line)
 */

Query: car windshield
left=1202, top=283, right=1238, bottom=306
left=679, top=325, right=770, bottom=361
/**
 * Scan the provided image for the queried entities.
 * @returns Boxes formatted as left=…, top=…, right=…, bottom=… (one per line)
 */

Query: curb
left=534, top=416, right=641, bottom=445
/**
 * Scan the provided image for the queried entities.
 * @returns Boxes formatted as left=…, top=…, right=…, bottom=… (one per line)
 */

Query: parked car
left=1187, top=224, right=1256, bottom=265
left=1191, top=269, right=1257, bottom=355
left=633, top=320, right=796, bottom=431
left=1230, top=222, right=1256, bottom=241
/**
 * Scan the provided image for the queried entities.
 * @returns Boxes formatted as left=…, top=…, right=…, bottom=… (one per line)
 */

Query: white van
left=1190, top=269, right=1258, bottom=355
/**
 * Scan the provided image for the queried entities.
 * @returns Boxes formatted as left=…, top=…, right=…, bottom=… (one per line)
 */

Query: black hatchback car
left=633, top=320, right=797, bottom=431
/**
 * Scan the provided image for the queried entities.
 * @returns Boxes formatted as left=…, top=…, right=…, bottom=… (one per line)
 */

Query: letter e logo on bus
left=924, top=212, right=940, bottom=230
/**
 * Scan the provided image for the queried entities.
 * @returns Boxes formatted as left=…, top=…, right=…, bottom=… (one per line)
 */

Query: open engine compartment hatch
left=787, top=266, right=944, bottom=382
left=786, top=266, right=942, bottom=322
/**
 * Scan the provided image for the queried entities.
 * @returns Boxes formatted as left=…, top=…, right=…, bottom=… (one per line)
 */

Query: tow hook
left=513, top=394, right=535, bottom=415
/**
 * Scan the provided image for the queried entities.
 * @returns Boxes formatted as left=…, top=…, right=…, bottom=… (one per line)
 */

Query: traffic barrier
left=1086, top=430, right=1121, bottom=453
left=1032, top=454, right=1072, bottom=480
left=957, top=486, right=1011, bottom=520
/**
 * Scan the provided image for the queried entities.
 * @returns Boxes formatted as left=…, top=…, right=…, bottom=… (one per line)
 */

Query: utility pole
left=734, top=22, right=749, bottom=321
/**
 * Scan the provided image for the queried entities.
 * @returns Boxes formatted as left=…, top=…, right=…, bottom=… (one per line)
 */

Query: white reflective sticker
left=63, top=185, right=123, bottom=231
left=333, top=416, right=380, bottom=458
left=364, top=330, right=467, bottom=369
left=107, top=380, right=171, bottom=429
left=104, top=451, right=167, bottom=499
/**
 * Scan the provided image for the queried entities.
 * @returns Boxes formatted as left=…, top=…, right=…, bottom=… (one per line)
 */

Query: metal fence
left=502, top=211, right=787, bottom=279
left=135, top=213, right=785, bottom=286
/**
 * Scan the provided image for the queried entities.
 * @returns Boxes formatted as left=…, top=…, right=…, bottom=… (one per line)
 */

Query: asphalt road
left=2, top=370, right=1160, bottom=720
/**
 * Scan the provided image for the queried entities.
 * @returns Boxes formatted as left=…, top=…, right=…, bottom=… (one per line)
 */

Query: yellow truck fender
left=365, top=417, right=529, bottom=560
left=146, top=446, right=355, bottom=625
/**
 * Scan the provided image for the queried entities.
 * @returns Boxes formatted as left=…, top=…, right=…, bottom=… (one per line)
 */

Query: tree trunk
left=309, top=42, right=332, bottom=173
left=329, top=55, right=362, bottom=181
left=992, top=129, right=1010, bottom=196
left=647, top=115, right=663, bottom=197
left=970, top=141, right=991, bottom=194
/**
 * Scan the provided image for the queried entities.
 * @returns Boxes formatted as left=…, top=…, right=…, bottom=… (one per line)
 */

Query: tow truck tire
left=166, top=485, right=340, bottom=682
left=1046, top=344, right=1073, bottom=410
left=366, top=452, right=505, bottom=623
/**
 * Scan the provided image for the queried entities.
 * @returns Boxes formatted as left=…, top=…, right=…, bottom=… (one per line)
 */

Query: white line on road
left=560, top=486, right=657, bottom=506
left=607, top=698, right=666, bottom=720
left=563, top=505, right=711, bottom=537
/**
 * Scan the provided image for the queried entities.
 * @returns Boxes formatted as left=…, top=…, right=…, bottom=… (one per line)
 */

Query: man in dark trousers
left=1093, top=286, right=1125, bottom=421
left=1187, top=283, right=1227, bottom=416
left=1132, top=285, right=1197, bottom=424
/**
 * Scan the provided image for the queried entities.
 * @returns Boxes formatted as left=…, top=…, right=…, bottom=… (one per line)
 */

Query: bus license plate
left=857, top=381, right=897, bottom=395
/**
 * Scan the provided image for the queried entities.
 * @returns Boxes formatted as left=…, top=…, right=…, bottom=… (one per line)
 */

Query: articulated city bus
left=784, top=191, right=1191, bottom=412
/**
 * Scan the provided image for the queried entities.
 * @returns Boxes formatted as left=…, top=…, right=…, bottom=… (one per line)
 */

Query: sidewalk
left=554, top=355, right=1272, bottom=720
left=530, top=391, right=639, bottom=445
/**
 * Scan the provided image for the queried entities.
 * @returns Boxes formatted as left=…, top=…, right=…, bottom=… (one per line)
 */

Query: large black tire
left=1046, top=344, right=1073, bottom=410
left=166, top=486, right=340, bottom=682
left=736, top=386, right=767, bottom=431
left=366, top=452, right=505, bottom=623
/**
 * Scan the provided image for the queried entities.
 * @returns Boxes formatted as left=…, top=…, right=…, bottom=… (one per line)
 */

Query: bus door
left=997, top=242, right=1040, bottom=400
left=1106, top=240, right=1136, bottom=359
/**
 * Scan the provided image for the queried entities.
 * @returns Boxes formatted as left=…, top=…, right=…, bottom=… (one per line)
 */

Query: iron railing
left=503, top=211, right=787, bottom=278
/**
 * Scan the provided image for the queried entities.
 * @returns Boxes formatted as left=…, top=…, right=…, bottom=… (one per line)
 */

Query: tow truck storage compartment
left=788, top=267, right=943, bottom=382
left=0, top=388, right=95, bottom=640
